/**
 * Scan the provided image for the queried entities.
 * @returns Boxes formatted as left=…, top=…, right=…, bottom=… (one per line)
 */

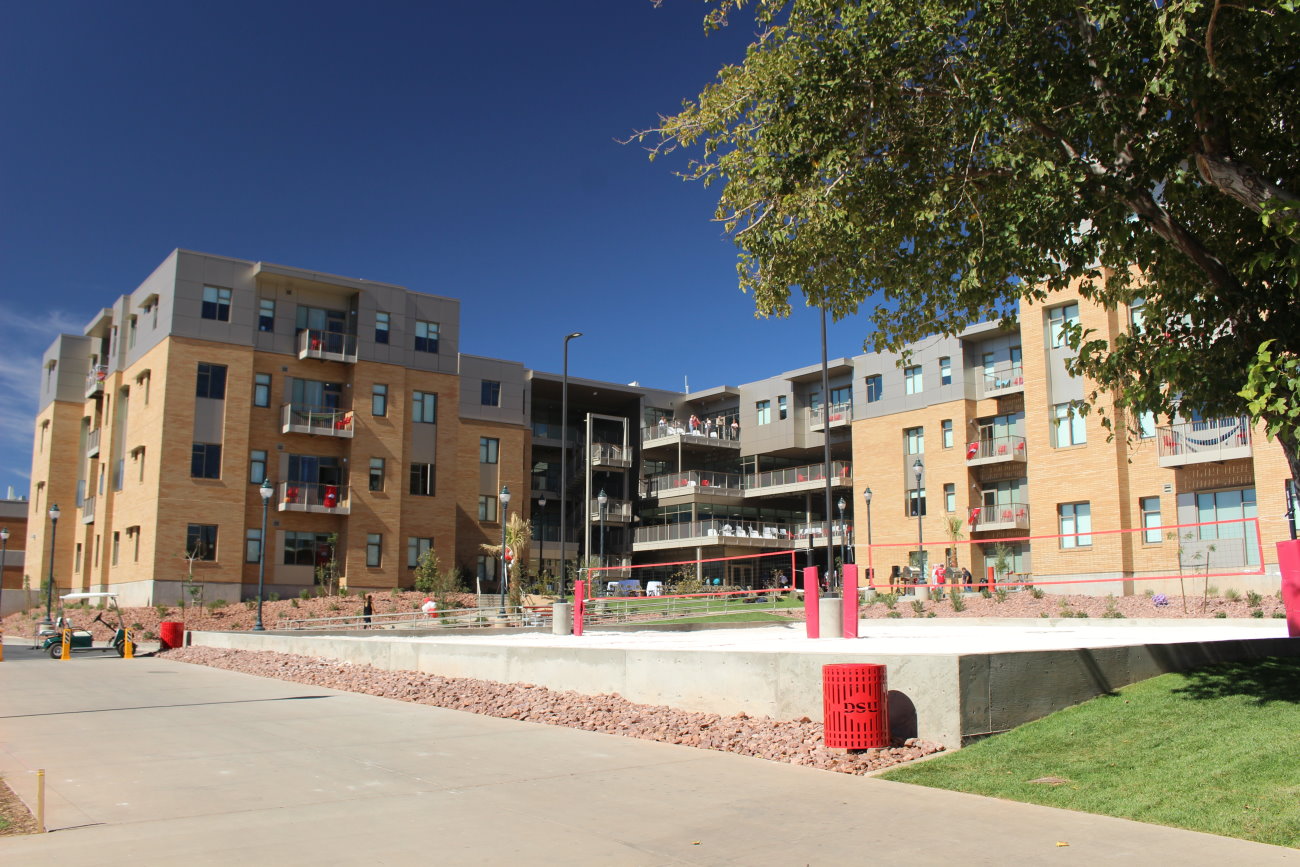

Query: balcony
left=980, top=364, right=1025, bottom=398
left=970, top=502, right=1030, bottom=532
left=1157, top=417, right=1252, bottom=468
left=966, top=435, right=1027, bottom=466
left=744, top=461, right=852, bottom=498
left=531, top=422, right=575, bottom=445
left=641, top=422, right=741, bottom=451
left=633, top=519, right=796, bottom=552
left=81, top=496, right=96, bottom=524
left=647, top=471, right=745, bottom=499
left=590, top=497, right=633, bottom=523
left=85, top=365, right=108, bottom=398
left=86, top=427, right=101, bottom=458
left=590, top=443, right=633, bottom=469
left=790, top=522, right=852, bottom=549
left=278, top=481, right=351, bottom=515
left=281, top=404, right=354, bottom=438
left=808, top=401, right=853, bottom=431
left=297, top=329, right=358, bottom=363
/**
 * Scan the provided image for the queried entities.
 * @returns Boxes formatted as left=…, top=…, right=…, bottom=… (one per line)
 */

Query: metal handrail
left=745, top=460, right=851, bottom=490
left=1156, top=417, right=1251, bottom=460
left=281, top=403, right=354, bottom=435
left=581, top=588, right=782, bottom=624
left=808, top=401, right=853, bottom=428
left=966, top=435, right=1027, bottom=461
left=275, top=603, right=552, bottom=631
left=647, top=470, right=745, bottom=495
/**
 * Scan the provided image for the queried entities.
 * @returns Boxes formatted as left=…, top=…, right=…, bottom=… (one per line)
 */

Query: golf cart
left=41, top=592, right=132, bottom=659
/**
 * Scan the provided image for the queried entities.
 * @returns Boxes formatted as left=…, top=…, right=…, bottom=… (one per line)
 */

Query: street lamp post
left=537, top=495, right=547, bottom=593
left=0, top=527, right=8, bottom=621
left=597, top=489, right=608, bottom=591
left=254, top=478, right=272, bottom=631
left=836, top=496, right=847, bottom=573
left=43, top=504, right=60, bottom=626
left=559, top=331, right=582, bottom=600
left=499, top=485, right=511, bottom=615
left=912, top=459, right=925, bottom=586
left=862, top=487, right=873, bottom=584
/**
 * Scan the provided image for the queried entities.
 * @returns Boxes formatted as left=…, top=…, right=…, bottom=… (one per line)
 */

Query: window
left=908, top=487, right=927, bottom=517
left=944, top=483, right=956, bottom=513
left=410, top=462, right=436, bottom=496
left=191, top=443, right=222, bottom=479
left=756, top=399, right=771, bottom=425
left=253, top=373, right=271, bottom=408
left=372, top=384, right=388, bottom=417
left=905, top=427, right=924, bottom=455
left=480, top=437, right=499, bottom=464
left=1053, top=403, right=1087, bottom=447
left=128, top=316, right=138, bottom=349
left=74, top=542, right=82, bottom=572
left=778, top=395, right=788, bottom=420
left=196, top=363, right=227, bottom=399
left=366, top=534, right=383, bottom=567
left=904, top=365, right=923, bottom=395
left=369, top=457, right=385, bottom=492
left=939, top=357, right=952, bottom=386
left=1128, top=298, right=1146, bottom=334
left=245, top=529, right=262, bottom=563
left=258, top=299, right=275, bottom=332
left=1196, top=488, right=1259, bottom=564
left=941, top=419, right=953, bottom=449
left=478, top=494, right=499, bottom=522
left=414, top=320, right=439, bottom=353
left=1048, top=302, right=1080, bottom=348
left=413, top=391, right=438, bottom=424
left=283, top=531, right=331, bottom=566
left=477, top=554, right=498, bottom=585
left=375, top=311, right=390, bottom=344
left=1140, top=497, right=1162, bottom=544
left=111, top=531, right=120, bottom=566
left=202, top=286, right=232, bottom=321
left=1059, top=502, right=1092, bottom=548
left=250, top=450, right=267, bottom=484
left=865, top=375, right=883, bottom=403
left=830, top=385, right=852, bottom=406
left=1138, top=410, right=1156, bottom=439
left=481, top=380, right=501, bottom=407
left=186, top=524, right=218, bottom=560
left=408, top=537, right=434, bottom=569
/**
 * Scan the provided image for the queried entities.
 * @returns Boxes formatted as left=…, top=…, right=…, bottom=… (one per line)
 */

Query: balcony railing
left=981, top=365, right=1025, bottom=398
left=745, top=460, right=852, bottom=495
left=590, top=497, right=633, bottom=522
left=590, top=443, right=633, bottom=469
left=642, top=421, right=741, bottom=449
left=281, top=404, right=355, bottom=438
left=634, top=519, right=796, bottom=547
left=965, top=435, right=1027, bottom=465
left=81, top=496, right=96, bottom=524
left=531, top=422, right=575, bottom=444
left=808, top=401, right=854, bottom=431
left=1157, top=417, right=1252, bottom=468
left=970, top=502, right=1030, bottom=531
left=278, top=481, right=351, bottom=514
left=790, top=522, right=852, bottom=544
left=86, top=427, right=102, bottom=458
left=85, top=365, right=108, bottom=398
left=297, top=329, right=358, bottom=363
left=647, top=471, right=745, bottom=497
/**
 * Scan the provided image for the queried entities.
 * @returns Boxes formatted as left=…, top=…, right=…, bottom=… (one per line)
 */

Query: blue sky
left=0, top=0, right=879, bottom=498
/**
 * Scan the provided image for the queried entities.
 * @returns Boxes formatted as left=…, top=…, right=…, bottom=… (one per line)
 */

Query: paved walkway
left=1, top=641, right=1294, bottom=865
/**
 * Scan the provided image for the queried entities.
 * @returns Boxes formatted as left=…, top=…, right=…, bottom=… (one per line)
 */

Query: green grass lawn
left=666, top=610, right=798, bottom=624
left=880, top=657, right=1300, bottom=849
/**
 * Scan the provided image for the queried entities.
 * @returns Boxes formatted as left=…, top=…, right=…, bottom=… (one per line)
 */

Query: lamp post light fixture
left=537, top=495, right=547, bottom=593
left=597, top=488, right=608, bottom=589
left=43, top=504, right=60, bottom=626
left=862, top=487, right=873, bottom=584
left=499, top=485, right=511, bottom=615
left=0, top=526, right=8, bottom=621
left=254, top=478, right=273, bottom=631
left=559, top=331, right=582, bottom=600
left=836, top=496, right=847, bottom=572
left=912, top=459, right=925, bottom=584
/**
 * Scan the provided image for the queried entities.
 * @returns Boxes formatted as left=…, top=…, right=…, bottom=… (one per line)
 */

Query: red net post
left=573, top=580, right=585, bottom=636
left=842, top=564, right=859, bottom=639
left=803, top=566, right=820, bottom=638
left=822, top=663, right=890, bottom=749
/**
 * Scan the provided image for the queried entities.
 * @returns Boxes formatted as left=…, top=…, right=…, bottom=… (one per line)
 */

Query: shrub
left=994, top=588, right=1008, bottom=604
left=950, top=592, right=966, bottom=613
left=299, top=589, right=311, bottom=600
left=130, top=622, right=143, bottom=630
left=1223, top=589, right=1241, bottom=602
left=910, top=599, right=925, bottom=616
left=144, top=630, right=157, bottom=640
left=886, top=610, right=901, bottom=619
left=1246, top=590, right=1263, bottom=608
left=155, top=604, right=169, bottom=617
left=339, top=587, right=350, bottom=597
left=979, top=588, right=992, bottom=599
left=1214, top=611, right=1228, bottom=618
left=1030, top=587, right=1045, bottom=600
left=1272, top=611, right=1286, bottom=619
left=1252, top=609, right=1265, bottom=618
left=926, top=611, right=937, bottom=618
left=880, top=593, right=898, bottom=610
left=267, top=592, right=280, bottom=602
left=1143, top=588, right=1155, bottom=597
left=206, top=599, right=227, bottom=612
left=327, top=602, right=341, bottom=611
left=244, top=600, right=255, bottom=610
left=290, top=598, right=300, bottom=608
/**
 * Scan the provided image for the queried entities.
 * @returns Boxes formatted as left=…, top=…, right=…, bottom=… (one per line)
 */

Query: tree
left=641, top=0, right=1300, bottom=477
left=480, top=513, right=532, bottom=609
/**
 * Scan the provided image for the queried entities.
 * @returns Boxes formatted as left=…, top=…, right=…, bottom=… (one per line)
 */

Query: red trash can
left=159, top=621, right=185, bottom=651
left=822, top=663, right=890, bottom=749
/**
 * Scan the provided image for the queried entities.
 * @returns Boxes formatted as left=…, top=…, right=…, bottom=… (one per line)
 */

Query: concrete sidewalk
left=1, top=641, right=1294, bottom=865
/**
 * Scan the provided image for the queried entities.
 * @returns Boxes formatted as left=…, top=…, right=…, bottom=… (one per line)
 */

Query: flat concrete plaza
left=1, top=638, right=1295, bottom=865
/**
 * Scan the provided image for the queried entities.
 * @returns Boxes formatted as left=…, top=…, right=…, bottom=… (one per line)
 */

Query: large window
left=905, top=427, right=924, bottom=455
left=904, top=365, right=923, bottom=395
left=1048, top=302, right=1080, bottom=348
left=201, top=286, right=231, bottom=321
left=1196, top=488, right=1259, bottom=564
left=478, top=494, right=498, bottom=522
left=944, top=483, right=956, bottom=513
left=253, top=373, right=271, bottom=408
left=413, top=391, right=438, bottom=424
left=1140, top=496, right=1162, bottom=544
left=408, top=537, right=434, bottom=569
left=480, top=437, right=499, bottom=464
left=778, top=395, right=788, bottom=420
left=830, top=385, right=852, bottom=406
left=258, top=299, right=275, bottom=332
left=941, top=419, right=953, bottom=449
left=939, top=357, right=952, bottom=386
left=481, top=380, right=501, bottom=407
left=1059, top=502, right=1092, bottom=548
left=756, top=399, right=771, bottom=425
left=372, top=384, right=388, bottom=417
left=410, top=462, right=436, bottom=496
left=366, top=534, right=383, bottom=567
left=283, top=531, right=331, bottom=566
left=1128, top=298, right=1146, bottom=334
left=414, top=320, right=439, bottom=353
left=249, top=450, right=267, bottom=484
left=865, top=375, right=883, bottom=403
left=375, top=311, right=390, bottom=344
left=191, top=443, right=221, bottom=479
left=908, top=487, right=927, bottom=517
left=196, top=363, right=227, bottom=399
left=245, top=528, right=262, bottom=563
left=1138, top=410, right=1156, bottom=439
left=186, top=524, right=218, bottom=560
left=369, top=457, right=385, bottom=492
left=1053, top=402, right=1087, bottom=447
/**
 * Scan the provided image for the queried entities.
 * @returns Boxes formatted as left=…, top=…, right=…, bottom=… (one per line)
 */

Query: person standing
left=362, top=594, right=374, bottom=628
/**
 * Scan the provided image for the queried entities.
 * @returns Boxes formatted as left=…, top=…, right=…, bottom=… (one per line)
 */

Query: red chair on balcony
left=997, top=444, right=1008, bottom=455
left=966, top=442, right=979, bottom=459
left=323, top=485, right=339, bottom=508
left=1016, top=440, right=1026, bottom=453
left=284, top=486, right=300, bottom=504
left=334, top=411, right=354, bottom=430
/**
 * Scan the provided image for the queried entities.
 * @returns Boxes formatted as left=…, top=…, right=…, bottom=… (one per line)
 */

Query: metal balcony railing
left=278, top=481, right=351, bottom=514
left=589, top=443, right=633, bottom=468
left=965, top=436, right=1027, bottom=464
left=81, top=496, right=96, bottom=524
left=86, top=427, right=102, bottom=458
left=590, top=497, right=632, bottom=522
left=970, top=502, right=1030, bottom=531
left=647, top=471, right=745, bottom=496
left=297, top=329, right=358, bottom=362
left=744, top=460, right=852, bottom=493
left=281, top=404, right=355, bottom=438
left=642, top=420, right=741, bottom=447
left=980, top=365, right=1025, bottom=398
left=85, top=365, right=108, bottom=398
left=634, top=519, right=797, bottom=546
left=1157, top=417, right=1252, bottom=467
left=808, top=401, right=853, bottom=430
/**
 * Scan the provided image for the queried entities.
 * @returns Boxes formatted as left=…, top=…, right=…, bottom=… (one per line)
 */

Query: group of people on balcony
left=657, top=414, right=740, bottom=440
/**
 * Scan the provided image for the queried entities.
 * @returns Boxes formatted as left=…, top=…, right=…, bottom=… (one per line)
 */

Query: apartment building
left=0, top=495, right=29, bottom=616
left=27, top=251, right=1295, bottom=607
